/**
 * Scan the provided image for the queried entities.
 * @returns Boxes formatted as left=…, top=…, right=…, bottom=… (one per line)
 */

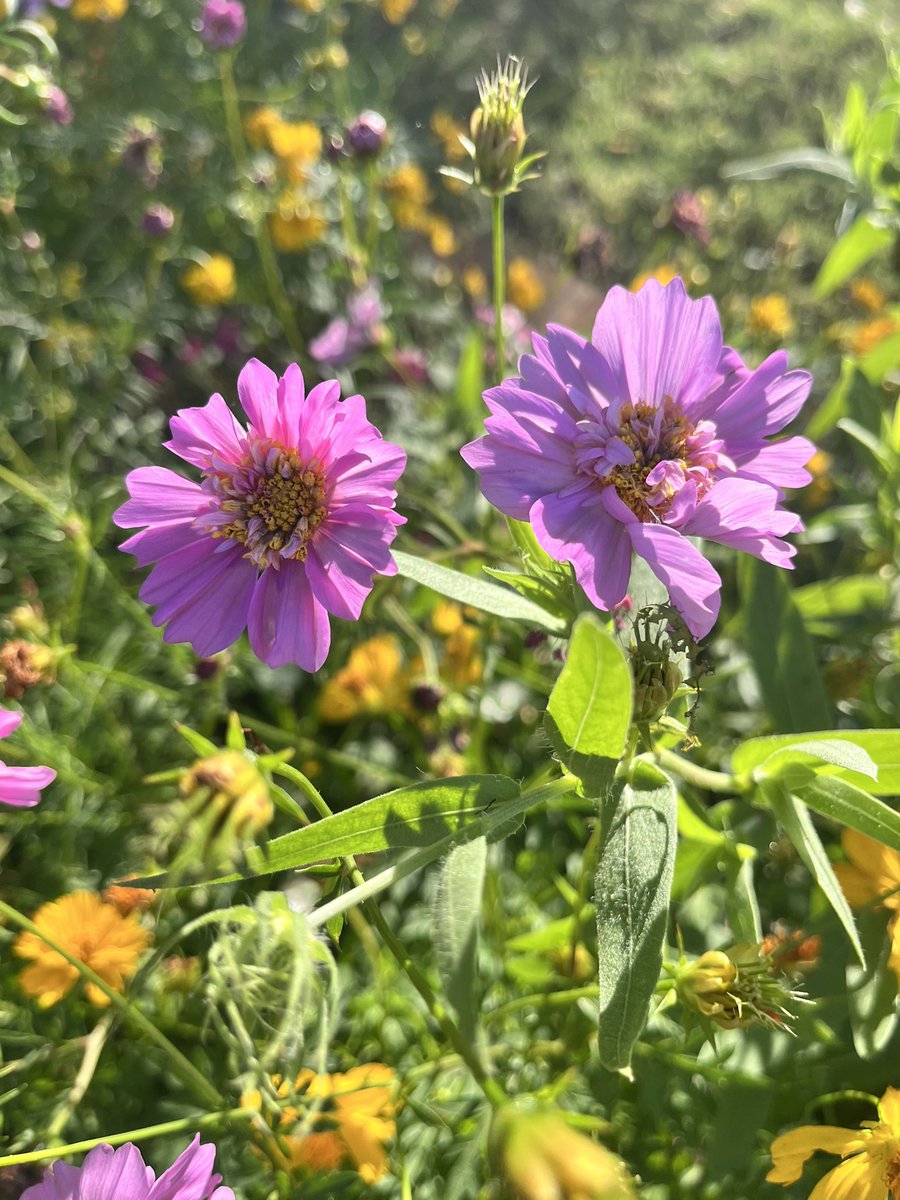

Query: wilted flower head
left=768, top=1087, right=900, bottom=1199
left=675, top=943, right=808, bottom=1031
left=181, top=749, right=273, bottom=843
left=346, top=110, right=388, bottom=157
left=462, top=277, right=813, bottom=638
left=0, top=708, right=55, bottom=808
left=114, top=358, right=406, bottom=670
left=20, top=1137, right=233, bottom=1200
left=0, top=640, right=55, bottom=699
left=468, top=56, right=537, bottom=195
left=198, top=0, right=246, bottom=47
left=14, top=892, right=149, bottom=1007
left=489, top=1103, right=636, bottom=1200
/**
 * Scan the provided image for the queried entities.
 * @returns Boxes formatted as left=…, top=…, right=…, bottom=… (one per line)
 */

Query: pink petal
left=75, top=1144, right=151, bottom=1200
left=164, top=393, right=246, bottom=469
left=119, top=520, right=203, bottom=568
left=0, top=762, right=56, bottom=807
left=237, top=358, right=279, bottom=436
left=147, top=1137, right=217, bottom=1200
left=530, top=486, right=632, bottom=611
left=0, top=709, right=23, bottom=739
left=298, top=380, right=342, bottom=462
left=271, top=362, right=306, bottom=446
left=624, top=521, right=721, bottom=638
left=734, top=436, right=816, bottom=489
left=305, top=540, right=377, bottom=620
left=20, top=1161, right=82, bottom=1200
left=114, top=468, right=209, bottom=529
left=247, top=563, right=332, bottom=671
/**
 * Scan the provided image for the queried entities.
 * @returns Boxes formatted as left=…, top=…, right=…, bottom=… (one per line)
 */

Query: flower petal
left=530, top=487, right=632, bottom=611
left=164, top=392, right=246, bottom=469
left=20, top=1161, right=82, bottom=1200
left=0, top=709, right=23, bottom=739
left=271, top=362, right=305, bottom=446
left=0, top=763, right=56, bottom=807
left=808, top=1152, right=883, bottom=1200
left=247, top=563, right=332, bottom=671
left=146, top=1137, right=217, bottom=1200
left=236, top=358, right=279, bottom=436
left=114, top=468, right=210, bottom=530
left=75, top=1144, right=151, bottom=1200
left=766, top=1126, right=863, bottom=1185
left=305, top=540, right=377, bottom=621
left=620, top=514, right=721, bottom=638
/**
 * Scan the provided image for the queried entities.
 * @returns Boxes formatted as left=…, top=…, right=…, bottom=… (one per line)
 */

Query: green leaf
left=394, top=550, right=566, bottom=633
left=432, top=837, right=488, bottom=1044
left=721, top=147, right=855, bottom=184
left=738, top=559, right=833, bottom=733
left=813, top=213, right=895, bottom=298
left=796, top=775, right=900, bottom=852
left=596, top=760, right=678, bottom=1070
left=455, top=329, right=485, bottom=435
left=733, top=730, right=900, bottom=796
left=793, top=575, right=888, bottom=633
left=723, top=856, right=763, bottom=943
left=859, top=331, right=900, bottom=385
left=138, top=774, right=519, bottom=887
left=763, top=780, right=864, bottom=965
left=544, top=613, right=633, bottom=798
left=847, top=909, right=899, bottom=1060
left=754, top=739, right=878, bottom=783
left=806, top=357, right=855, bottom=441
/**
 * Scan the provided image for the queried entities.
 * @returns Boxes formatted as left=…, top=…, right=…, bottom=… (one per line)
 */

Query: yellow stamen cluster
left=215, top=449, right=327, bottom=567
left=598, top=400, right=690, bottom=520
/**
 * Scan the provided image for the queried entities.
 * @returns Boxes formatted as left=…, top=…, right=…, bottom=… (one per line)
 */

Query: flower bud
left=0, top=640, right=56, bottom=699
left=181, top=749, right=273, bottom=841
left=675, top=943, right=809, bottom=1032
left=198, top=0, right=246, bottom=48
left=469, top=56, right=534, bottom=196
left=346, top=110, right=388, bottom=157
left=489, top=1103, right=636, bottom=1200
left=142, top=203, right=175, bottom=237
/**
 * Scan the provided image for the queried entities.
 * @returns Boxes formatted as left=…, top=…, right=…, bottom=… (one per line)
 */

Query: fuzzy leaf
left=433, top=837, right=488, bottom=1044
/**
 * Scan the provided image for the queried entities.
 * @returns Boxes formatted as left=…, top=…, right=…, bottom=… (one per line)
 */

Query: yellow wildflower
left=846, top=315, right=900, bottom=358
left=288, top=0, right=324, bottom=10
left=14, top=892, right=149, bottom=1008
left=748, top=294, right=793, bottom=340
left=385, top=164, right=431, bottom=211
left=380, top=0, right=416, bottom=24
left=426, top=214, right=456, bottom=257
left=182, top=255, right=236, bottom=305
left=507, top=257, right=545, bottom=313
left=836, top=828, right=900, bottom=984
left=630, top=264, right=678, bottom=292
left=431, top=109, right=466, bottom=161
left=268, top=120, right=322, bottom=166
left=318, top=635, right=410, bottom=723
left=242, top=1064, right=399, bottom=1183
left=102, top=876, right=157, bottom=916
left=851, top=277, right=886, bottom=313
left=462, top=265, right=488, bottom=299
left=442, top=622, right=482, bottom=688
left=768, top=1086, right=900, bottom=1198
left=269, top=198, right=327, bottom=253
left=432, top=601, right=464, bottom=636
left=244, top=106, right=282, bottom=149
left=71, top=0, right=127, bottom=19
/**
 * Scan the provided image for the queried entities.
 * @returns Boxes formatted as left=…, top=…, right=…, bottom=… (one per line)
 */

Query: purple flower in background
left=18, top=0, right=70, bottom=16
left=115, top=358, right=406, bottom=670
left=310, top=284, right=386, bottom=367
left=346, top=110, right=388, bottom=157
left=461, top=278, right=814, bottom=638
left=21, top=1137, right=233, bottom=1200
left=40, top=86, right=73, bottom=127
left=142, top=203, right=174, bottom=237
left=131, top=348, right=169, bottom=388
left=0, top=709, right=55, bottom=808
left=198, top=0, right=246, bottom=48
left=671, top=190, right=709, bottom=246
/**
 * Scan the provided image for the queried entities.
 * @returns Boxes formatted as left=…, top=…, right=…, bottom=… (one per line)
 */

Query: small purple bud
left=411, top=683, right=443, bottom=713
left=142, top=203, right=175, bottom=237
left=390, top=346, right=429, bottom=385
left=346, top=110, right=388, bottom=157
left=21, top=231, right=42, bottom=254
left=41, top=86, right=73, bottom=127
left=523, top=630, right=547, bottom=650
left=199, top=0, right=246, bottom=48
left=131, top=348, right=168, bottom=387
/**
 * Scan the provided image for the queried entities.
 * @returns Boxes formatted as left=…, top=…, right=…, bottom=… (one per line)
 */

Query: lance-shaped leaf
left=433, top=837, right=488, bottom=1045
left=545, top=613, right=633, bottom=799
left=732, top=729, right=900, bottom=796
left=847, top=909, right=899, bottom=1060
left=596, top=760, right=677, bottom=1070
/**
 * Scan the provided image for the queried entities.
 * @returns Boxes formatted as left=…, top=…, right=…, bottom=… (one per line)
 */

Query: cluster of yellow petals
left=242, top=1064, right=398, bottom=1183
left=431, top=109, right=467, bottom=161
left=380, top=0, right=416, bottom=24
left=630, top=264, right=678, bottom=292
left=14, top=892, right=150, bottom=1008
left=768, top=1086, right=900, bottom=1199
left=835, top=828, right=900, bottom=985
left=748, top=293, right=794, bottom=340
left=181, top=255, right=237, bottom=306
left=269, top=199, right=327, bottom=253
left=384, top=165, right=456, bottom=257
left=71, top=0, right=127, bottom=20
left=433, top=602, right=482, bottom=688
left=850, top=277, right=887, bottom=313
left=506, top=256, right=546, bottom=313
left=318, top=635, right=412, bottom=723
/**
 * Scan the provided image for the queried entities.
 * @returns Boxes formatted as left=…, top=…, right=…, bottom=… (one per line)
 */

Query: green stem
left=654, top=748, right=743, bottom=794
left=274, top=763, right=507, bottom=1109
left=45, top=1013, right=114, bottom=1142
left=484, top=985, right=599, bottom=1025
left=0, top=901, right=223, bottom=1111
left=0, top=1109, right=254, bottom=1168
left=491, top=193, right=506, bottom=383
left=218, top=54, right=304, bottom=355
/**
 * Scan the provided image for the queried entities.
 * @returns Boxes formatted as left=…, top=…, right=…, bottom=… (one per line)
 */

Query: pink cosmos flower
left=114, top=359, right=406, bottom=671
left=20, top=1136, right=233, bottom=1200
left=461, top=277, right=814, bottom=638
left=0, top=709, right=55, bottom=808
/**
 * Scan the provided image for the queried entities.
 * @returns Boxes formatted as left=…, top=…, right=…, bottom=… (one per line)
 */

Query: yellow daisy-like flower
left=380, top=0, right=416, bottom=24
left=461, top=265, right=488, bottom=299
left=318, top=635, right=410, bottom=723
left=507, top=257, right=546, bottom=313
left=242, top=1064, right=399, bottom=1183
left=385, top=164, right=432, bottom=211
left=425, top=214, right=456, bottom=258
left=268, top=120, right=322, bottom=166
left=851, top=277, right=886, bottom=314
left=431, top=109, right=466, bottom=161
left=748, top=293, right=793, bottom=340
left=14, top=892, right=150, bottom=1008
left=181, top=255, right=236, bottom=306
left=835, top=828, right=900, bottom=984
left=768, top=1086, right=900, bottom=1198
left=846, top=316, right=900, bottom=358
left=244, top=106, right=282, bottom=149
left=269, top=198, right=327, bottom=253
left=630, top=264, right=678, bottom=292
left=71, top=0, right=127, bottom=19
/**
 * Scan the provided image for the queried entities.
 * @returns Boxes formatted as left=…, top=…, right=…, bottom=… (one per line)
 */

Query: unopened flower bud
left=489, top=1103, right=636, bottom=1200
left=181, top=749, right=273, bottom=845
left=198, top=0, right=246, bottom=48
left=469, top=56, right=534, bottom=196
left=675, top=943, right=809, bottom=1032
left=346, top=110, right=388, bottom=157
left=142, top=203, right=175, bottom=237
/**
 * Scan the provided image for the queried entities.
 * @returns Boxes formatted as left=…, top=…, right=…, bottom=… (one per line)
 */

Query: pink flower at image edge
left=21, top=1136, right=233, bottom=1200
left=0, top=709, right=55, bottom=808
left=114, top=359, right=406, bottom=671
left=461, top=277, right=814, bottom=638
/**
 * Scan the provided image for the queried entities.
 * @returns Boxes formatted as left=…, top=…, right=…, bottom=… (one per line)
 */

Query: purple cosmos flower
left=20, top=1136, right=232, bottom=1200
left=0, top=708, right=55, bottom=808
left=114, top=358, right=406, bottom=671
left=310, top=284, right=386, bottom=368
left=198, top=0, right=246, bottom=48
left=461, top=277, right=814, bottom=638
